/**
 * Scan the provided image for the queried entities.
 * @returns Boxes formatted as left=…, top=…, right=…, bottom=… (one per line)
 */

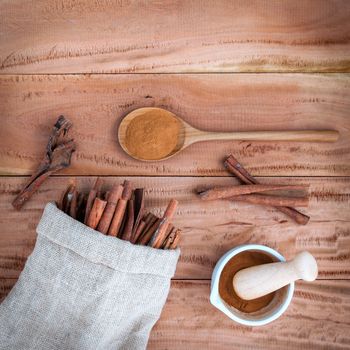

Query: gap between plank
left=0, top=72, right=349, bottom=76
left=1, top=175, right=350, bottom=179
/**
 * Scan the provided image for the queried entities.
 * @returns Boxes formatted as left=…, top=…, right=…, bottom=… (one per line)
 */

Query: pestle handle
left=232, top=251, right=318, bottom=300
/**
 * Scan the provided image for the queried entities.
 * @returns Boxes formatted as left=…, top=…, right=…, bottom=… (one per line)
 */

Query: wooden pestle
left=232, top=251, right=318, bottom=300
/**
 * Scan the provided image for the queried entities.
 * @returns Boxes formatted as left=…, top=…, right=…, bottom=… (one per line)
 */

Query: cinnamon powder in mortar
left=124, top=110, right=181, bottom=160
left=219, top=251, right=276, bottom=313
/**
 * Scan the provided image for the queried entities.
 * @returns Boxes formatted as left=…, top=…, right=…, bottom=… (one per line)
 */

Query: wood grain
left=2, top=278, right=348, bottom=349
left=1, top=1, right=349, bottom=348
left=1, top=176, right=349, bottom=279
left=0, top=0, right=350, bottom=73
left=0, top=279, right=15, bottom=303
left=149, top=280, right=350, bottom=349
left=0, top=74, right=349, bottom=176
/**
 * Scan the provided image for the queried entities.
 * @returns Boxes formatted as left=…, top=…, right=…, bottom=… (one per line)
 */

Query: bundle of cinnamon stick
left=197, top=155, right=310, bottom=225
left=58, top=178, right=181, bottom=249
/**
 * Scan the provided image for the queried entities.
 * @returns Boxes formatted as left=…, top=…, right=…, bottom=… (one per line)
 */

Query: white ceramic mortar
left=210, top=244, right=294, bottom=326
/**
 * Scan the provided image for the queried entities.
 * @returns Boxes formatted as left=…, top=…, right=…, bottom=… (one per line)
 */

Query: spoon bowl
left=118, top=107, right=339, bottom=161
left=118, top=107, right=188, bottom=161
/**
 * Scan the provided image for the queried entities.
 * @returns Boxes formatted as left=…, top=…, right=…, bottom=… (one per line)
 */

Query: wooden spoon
left=232, top=251, right=318, bottom=300
left=118, top=107, right=339, bottom=161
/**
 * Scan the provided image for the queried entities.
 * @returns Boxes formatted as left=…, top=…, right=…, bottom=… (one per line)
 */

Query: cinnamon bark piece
left=137, top=218, right=162, bottom=245
left=131, top=188, right=145, bottom=239
left=225, top=155, right=310, bottom=225
left=160, top=224, right=175, bottom=249
left=12, top=116, right=76, bottom=210
left=121, top=199, right=135, bottom=241
left=163, top=228, right=181, bottom=249
left=169, top=230, right=181, bottom=249
left=58, top=184, right=75, bottom=213
left=69, top=190, right=78, bottom=219
left=117, top=207, right=128, bottom=238
left=134, top=213, right=158, bottom=244
left=84, top=178, right=104, bottom=224
left=162, top=229, right=175, bottom=249
left=131, top=220, right=146, bottom=244
left=141, top=213, right=157, bottom=234
left=149, top=199, right=178, bottom=248
left=97, top=184, right=123, bottom=234
left=108, top=181, right=133, bottom=237
left=230, top=194, right=308, bottom=207
left=198, top=184, right=308, bottom=201
left=86, top=198, right=107, bottom=230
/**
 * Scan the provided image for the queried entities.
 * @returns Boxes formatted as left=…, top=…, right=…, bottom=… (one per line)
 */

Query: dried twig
left=12, top=116, right=76, bottom=210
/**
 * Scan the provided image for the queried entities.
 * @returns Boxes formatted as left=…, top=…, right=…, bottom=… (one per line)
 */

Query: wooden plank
left=0, top=0, right=349, bottom=73
left=149, top=280, right=350, bottom=349
left=0, top=74, right=349, bottom=177
left=1, top=279, right=348, bottom=349
left=1, top=176, right=349, bottom=279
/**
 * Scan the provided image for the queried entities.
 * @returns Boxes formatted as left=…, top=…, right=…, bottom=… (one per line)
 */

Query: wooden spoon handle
left=232, top=251, right=318, bottom=300
left=190, top=130, right=339, bottom=143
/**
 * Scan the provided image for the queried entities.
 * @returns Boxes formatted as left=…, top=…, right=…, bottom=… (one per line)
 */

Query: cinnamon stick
left=163, top=199, right=178, bottom=219
left=108, top=181, right=132, bottom=237
left=225, top=155, right=310, bottom=225
left=230, top=194, right=308, bottom=207
left=12, top=116, right=75, bottom=210
left=132, top=188, right=145, bottom=239
left=149, top=199, right=178, bottom=248
left=138, top=218, right=162, bottom=245
left=69, top=190, right=78, bottom=219
left=58, top=184, right=75, bottom=213
left=121, top=199, right=135, bottom=241
left=84, top=177, right=103, bottom=224
left=97, top=184, right=123, bottom=234
left=135, top=213, right=157, bottom=243
left=131, top=220, right=146, bottom=244
left=86, top=197, right=107, bottom=229
left=225, top=157, right=256, bottom=184
left=160, top=224, right=175, bottom=249
left=162, top=227, right=176, bottom=249
left=141, top=213, right=157, bottom=234
left=163, top=228, right=181, bottom=249
left=198, top=184, right=308, bottom=201
left=169, top=230, right=181, bottom=249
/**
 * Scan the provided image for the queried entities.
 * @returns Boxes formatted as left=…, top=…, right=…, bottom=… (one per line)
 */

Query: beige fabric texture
left=0, top=203, right=180, bottom=350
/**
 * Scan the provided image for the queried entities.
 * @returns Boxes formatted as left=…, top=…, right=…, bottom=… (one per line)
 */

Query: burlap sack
left=0, top=203, right=180, bottom=350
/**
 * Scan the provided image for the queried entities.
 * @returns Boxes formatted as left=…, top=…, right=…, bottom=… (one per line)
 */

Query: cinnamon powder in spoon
left=124, top=110, right=181, bottom=160
left=219, top=251, right=276, bottom=313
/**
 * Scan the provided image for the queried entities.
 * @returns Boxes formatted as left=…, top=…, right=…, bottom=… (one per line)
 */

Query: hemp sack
left=0, top=203, right=180, bottom=350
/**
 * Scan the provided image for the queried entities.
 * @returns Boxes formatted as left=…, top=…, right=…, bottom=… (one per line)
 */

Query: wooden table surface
left=1, top=1, right=350, bottom=349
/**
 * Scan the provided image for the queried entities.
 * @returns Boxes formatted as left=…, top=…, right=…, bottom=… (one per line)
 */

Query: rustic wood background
left=1, top=1, right=349, bottom=349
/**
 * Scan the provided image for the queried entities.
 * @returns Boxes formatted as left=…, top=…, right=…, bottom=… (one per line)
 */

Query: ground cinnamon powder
left=219, top=251, right=276, bottom=313
left=124, top=110, right=181, bottom=160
